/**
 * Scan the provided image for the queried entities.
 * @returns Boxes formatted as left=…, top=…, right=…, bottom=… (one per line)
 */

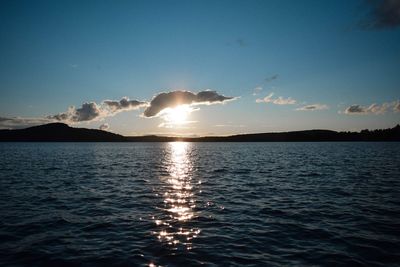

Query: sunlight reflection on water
left=1, top=143, right=400, bottom=266
left=153, top=142, right=200, bottom=250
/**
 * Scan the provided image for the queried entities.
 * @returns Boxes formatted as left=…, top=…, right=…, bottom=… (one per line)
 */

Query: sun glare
left=163, top=105, right=191, bottom=125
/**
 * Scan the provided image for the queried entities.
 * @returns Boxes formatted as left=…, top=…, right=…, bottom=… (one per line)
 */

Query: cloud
left=143, top=90, right=235, bottom=117
left=394, top=100, right=400, bottom=112
left=360, top=0, right=400, bottom=29
left=2, top=91, right=233, bottom=129
left=256, top=92, right=296, bottom=105
left=0, top=116, right=54, bottom=129
left=368, top=102, right=393, bottom=114
left=343, top=100, right=399, bottom=114
left=48, top=97, right=146, bottom=123
left=273, top=96, right=297, bottom=105
left=265, top=74, right=279, bottom=82
left=48, top=102, right=104, bottom=122
left=253, top=86, right=263, bottom=96
left=345, top=104, right=366, bottom=114
left=99, top=123, right=110, bottom=131
left=103, top=97, right=147, bottom=113
left=296, top=104, right=329, bottom=111
left=252, top=74, right=278, bottom=95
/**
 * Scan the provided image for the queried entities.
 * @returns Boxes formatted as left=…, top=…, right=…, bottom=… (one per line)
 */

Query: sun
left=163, top=105, right=191, bottom=125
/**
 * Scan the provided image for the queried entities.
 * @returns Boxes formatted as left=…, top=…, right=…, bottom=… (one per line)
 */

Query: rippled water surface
left=1, top=142, right=400, bottom=266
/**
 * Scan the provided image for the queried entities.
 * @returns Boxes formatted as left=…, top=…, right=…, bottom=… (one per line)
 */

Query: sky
left=0, top=0, right=399, bottom=136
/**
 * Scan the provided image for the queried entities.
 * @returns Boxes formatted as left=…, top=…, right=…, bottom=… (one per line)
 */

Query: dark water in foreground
left=0, top=142, right=399, bottom=266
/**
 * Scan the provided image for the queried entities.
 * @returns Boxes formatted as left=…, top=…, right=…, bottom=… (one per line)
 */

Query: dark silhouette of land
left=0, top=123, right=123, bottom=142
left=0, top=123, right=399, bottom=142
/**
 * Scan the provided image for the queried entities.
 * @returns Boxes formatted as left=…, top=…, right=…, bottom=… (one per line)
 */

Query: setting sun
left=162, top=105, right=192, bottom=125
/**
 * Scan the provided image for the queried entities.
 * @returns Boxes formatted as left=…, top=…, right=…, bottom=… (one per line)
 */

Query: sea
left=0, top=142, right=399, bottom=266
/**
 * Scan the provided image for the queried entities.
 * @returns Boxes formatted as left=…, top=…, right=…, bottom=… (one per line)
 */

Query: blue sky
left=0, top=0, right=399, bottom=135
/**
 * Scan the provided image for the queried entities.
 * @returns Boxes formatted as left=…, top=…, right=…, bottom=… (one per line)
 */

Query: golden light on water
left=165, top=142, right=195, bottom=222
left=153, top=142, right=200, bottom=249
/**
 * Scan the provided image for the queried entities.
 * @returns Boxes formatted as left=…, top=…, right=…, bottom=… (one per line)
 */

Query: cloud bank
left=48, top=102, right=103, bottom=122
left=48, top=97, right=146, bottom=123
left=103, top=97, right=147, bottom=113
left=256, top=92, right=296, bottom=105
left=296, top=104, right=329, bottom=111
left=1, top=90, right=235, bottom=129
left=360, top=0, right=400, bottom=29
left=143, top=90, right=235, bottom=117
left=344, top=100, right=400, bottom=114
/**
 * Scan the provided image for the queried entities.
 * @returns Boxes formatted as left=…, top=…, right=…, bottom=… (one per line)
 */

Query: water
left=0, top=142, right=399, bottom=266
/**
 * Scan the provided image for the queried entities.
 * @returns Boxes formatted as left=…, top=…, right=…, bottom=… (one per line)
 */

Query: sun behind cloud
left=161, top=105, right=192, bottom=126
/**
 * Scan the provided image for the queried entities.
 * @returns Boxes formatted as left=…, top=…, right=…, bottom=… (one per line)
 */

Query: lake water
left=0, top=142, right=399, bottom=266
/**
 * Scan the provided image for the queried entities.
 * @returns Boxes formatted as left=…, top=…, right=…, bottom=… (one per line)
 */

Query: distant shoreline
left=1, top=123, right=399, bottom=142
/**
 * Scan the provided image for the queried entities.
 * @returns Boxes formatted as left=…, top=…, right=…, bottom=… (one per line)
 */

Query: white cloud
left=393, top=100, right=400, bottom=112
left=252, top=86, right=263, bottom=96
left=343, top=100, right=399, bottom=115
left=256, top=92, right=296, bottom=105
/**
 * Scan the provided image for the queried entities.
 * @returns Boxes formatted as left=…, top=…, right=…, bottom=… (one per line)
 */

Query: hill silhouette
left=0, top=123, right=124, bottom=142
left=0, top=123, right=399, bottom=142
